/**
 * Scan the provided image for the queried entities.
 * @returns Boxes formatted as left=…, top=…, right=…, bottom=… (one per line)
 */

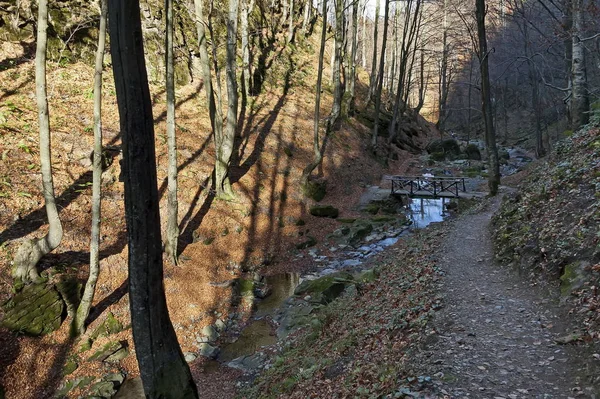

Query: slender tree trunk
left=476, top=0, right=499, bottom=195
left=12, top=0, right=64, bottom=284
left=302, top=0, right=311, bottom=35
left=563, top=0, right=573, bottom=126
left=288, top=0, right=295, bottom=42
left=72, top=0, right=108, bottom=337
left=215, top=0, right=238, bottom=198
left=241, top=0, right=255, bottom=97
left=331, top=0, right=343, bottom=122
left=371, top=0, right=389, bottom=148
left=301, top=0, right=328, bottom=186
left=571, top=0, right=589, bottom=129
left=414, top=48, right=426, bottom=114
left=107, top=0, right=198, bottom=397
left=360, top=1, right=366, bottom=68
left=164, top=0, right=179, bottom=265
left=438, top=0, right=449, bottom=131
left=367, top=0, right=380, bottom=102
left=347, top=0, right=358, bottom=116
left=194, top=0, right=224, bottom=151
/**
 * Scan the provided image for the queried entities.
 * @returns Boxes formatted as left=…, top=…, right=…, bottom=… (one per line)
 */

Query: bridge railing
left=386, top=176, right=467, bottom=198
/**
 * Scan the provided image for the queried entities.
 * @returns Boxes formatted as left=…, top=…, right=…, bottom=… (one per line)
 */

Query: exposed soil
left=415, top=191, right=600, bottom=398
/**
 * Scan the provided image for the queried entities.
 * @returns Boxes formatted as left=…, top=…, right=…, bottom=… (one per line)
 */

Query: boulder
left=309, top=205, right=339, bottom=218
left=347, top=222, right=373, bottom=246
left=302, top=180, right=327, bottom=202
left=294, top=272, right=354, bottom=304
left=464, top=144, right=482, bottom=160
left=426, top=139, right=461, bottom=160
left=296, top=236, right=317, bottom=249
left=201, top=325, right=219, bottom=342
left=1, top=283, right=64, bottom=336
left=198, top=343, right=219, bottom=359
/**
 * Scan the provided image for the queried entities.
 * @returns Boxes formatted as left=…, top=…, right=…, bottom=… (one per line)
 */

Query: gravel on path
left=416, top=191, right=599, bottom=399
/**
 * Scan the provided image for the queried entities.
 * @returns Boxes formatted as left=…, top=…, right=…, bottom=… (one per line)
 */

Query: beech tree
left=107, top=0, right=198, bottom=396
left=571, top=0, right=589, bottom=129
left=165, top=0, right=179, bottom=264
left=12, top=0, right=63, bottom=285
left=367, top=0, right=380, bottom=103
left=72, top=0, right=108, bottom=336
left=371, top=0, right=390, bottom=148
left=475, top=0, right=500, bottom=195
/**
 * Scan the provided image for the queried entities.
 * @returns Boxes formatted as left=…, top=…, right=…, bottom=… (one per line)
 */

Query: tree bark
left=241, top=0, right=255, bottom=97
left=367, top=0, right=380, bottom=103
left=571, top=0, right=589, bottom=129
left=301, top=0, right=328, bottom=186
left=215, top=0, right=239, bottom=199
left=347, top=0, right=358, bottom=116
left=437, top=0, right=449, bottom=131
left=302, top=0, right=311, bottom=35
left=72, top=0, right=108, bottom=337
left=371, top=0, right=389, bottom=148
left=476, top=0, right=500, bottom=195
left=288, top=0, right=295, bottom=42
left=12, top=0, right=64, bottom=285
left=164, top=0, right=179, bottom=265
left=331, top=0, right=343, bottom=122
left=107, top=1, right=198, bottom=397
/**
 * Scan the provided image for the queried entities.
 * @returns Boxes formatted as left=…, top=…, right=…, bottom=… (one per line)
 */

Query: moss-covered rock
left=294, top=272, right=354, bottom=304
left=560, top=261, right=590, bottom=296
left=346, top=221, right=373, bottom=246
left=1, top=283, right=64, bottom=336
left=427, top=139, right=461, bottom=160
left=309, top=205, right=339, bottom=218
left=464, top=144, right=482, bottom=160
left=296, top=236, right=317, bottom=249
left=302, top=180, right=327, bottom=202
left=88, top=341, right=127, bottom=362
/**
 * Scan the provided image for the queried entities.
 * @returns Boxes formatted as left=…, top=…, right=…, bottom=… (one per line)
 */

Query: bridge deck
left=385, top=175, right=485, bottom=199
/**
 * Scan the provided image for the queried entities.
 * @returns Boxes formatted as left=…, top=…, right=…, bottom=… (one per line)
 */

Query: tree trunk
left=563, top=0, right=573, bottom=126
left=330, top=0, right=343, bottom=123
left=241, top=0, right=255, bottom=97
left=12, top=0, right=64, bottom=285
left=301, top=0, right=328, bottom=186
left=72, top=0, right=108, bottom=337
left=367, top=0, right=380, bottom=103
left=302, top=0, right=311, bottom=35
left=571, top=0, right=589, bottom=129
left=288, top=0, right=295, bottom=42
left=475, top=0, right=500, bottom=195
left=437, top=0, right=449, bottom=131
left=164, top=0, right=179, bottom=265
left=347, top=0, right=358, bottom=116
left=215, top=0, right=238, bottom=198
left=194, top=0, right=224, bottom=158
left=107, top=1, right=198, bottom=397
left=371, top=0, right=389, bottom=148
left=360, top=0, right=366, bottom=68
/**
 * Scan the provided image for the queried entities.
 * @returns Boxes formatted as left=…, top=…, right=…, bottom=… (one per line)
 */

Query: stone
left=104, top=347, right=129, bottom=363
left=346, top=222, right=373, bottom=246
left=90, top=312, right=123, bottom=340
left=294, top=272, right=354, bottom=304
left=90, top=380, right=119, bottom=398
left=1, top=283, right=64, bottom=336
left=560, top=261, right=590, bottom=296
left=184, top=352, right=197, bottom=363
left=296, top=236, right=317, bottom=249
left=88, top=341, right=127, bottom=362
left=198, top=343, right=219, bottom=359
left=464, top=144, right=482, bottom=160
left=302, top=180, right=327, bottom=202
left=228, top=352, right=267, bottom=373
left=113, top=377, right=145, bottom=399
left=215, top=319, right=227, bottom=331
left=201, top=325, right=219, bottom=342
left=309, top=205, right=339, bottom=218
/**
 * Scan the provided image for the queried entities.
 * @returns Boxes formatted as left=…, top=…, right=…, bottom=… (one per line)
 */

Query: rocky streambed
left=189, top=195, right=458, bottom=377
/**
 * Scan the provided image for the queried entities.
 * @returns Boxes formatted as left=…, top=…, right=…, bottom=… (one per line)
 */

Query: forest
left=0, top=0, right=599, bottom=397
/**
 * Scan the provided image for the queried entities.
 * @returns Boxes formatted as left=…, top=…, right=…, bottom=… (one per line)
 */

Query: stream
left=212, top=197, right=451, bottom=369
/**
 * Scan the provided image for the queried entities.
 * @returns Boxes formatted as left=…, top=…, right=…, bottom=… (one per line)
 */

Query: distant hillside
left=493, top=124, right=600, bottom=339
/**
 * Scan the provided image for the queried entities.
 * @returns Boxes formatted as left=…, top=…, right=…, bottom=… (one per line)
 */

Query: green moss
left=62, top=359, right=79, bottom=376
left=309, top=205, right=339, bottom=218
left=363, top=204, right=380, bottom=215
left=302, top=180, right=327, bottom=202
left=337, top=218, right=356, bottom=224
left=430, top=151, right=445, bottom=162
left=203, top=237, right=215, bottom=245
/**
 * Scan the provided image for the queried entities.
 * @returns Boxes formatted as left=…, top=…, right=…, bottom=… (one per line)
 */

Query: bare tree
left=12, top=0, right=64, bottom=285
left=165, top=0, right=179, bottom=264
left=72, top=0, right=108, bottom=337
left=475, top=0, right=500, bottom=195
left=347, top=0, right=359, bottom=116
left=367, top=0, right=380, bottom=102
left=371, top=0, right=390, bottom=148
left=571, top=0, right=589, bottom=129
left=215, top=0, right=239, bottom=199
left=241, top=0, right=256, bottom=97
left=301, top=0, right=329, bottom=187
left=107, top=0, right=199, bottom=396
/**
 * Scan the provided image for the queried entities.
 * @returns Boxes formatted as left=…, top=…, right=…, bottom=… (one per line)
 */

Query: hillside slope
left=493, top=126, right=600, bottom=340
left=0, top=20, right=438, bottom=399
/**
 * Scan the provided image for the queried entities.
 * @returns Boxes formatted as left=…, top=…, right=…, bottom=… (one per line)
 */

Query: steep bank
left=493, top=126, right=600, bottom=340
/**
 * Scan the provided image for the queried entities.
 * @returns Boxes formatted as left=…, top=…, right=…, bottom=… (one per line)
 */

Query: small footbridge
left=384, top=175, right=479, bottom=199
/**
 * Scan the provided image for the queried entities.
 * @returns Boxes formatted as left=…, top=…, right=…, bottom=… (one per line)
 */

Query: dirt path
left=417, top=192, right=599, bottom=398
